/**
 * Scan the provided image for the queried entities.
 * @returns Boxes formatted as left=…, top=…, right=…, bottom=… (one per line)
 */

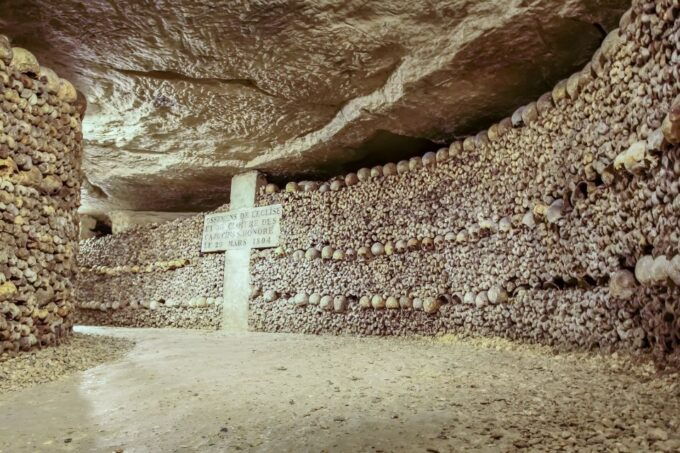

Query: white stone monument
left=200, top=171, right=281, bottom=331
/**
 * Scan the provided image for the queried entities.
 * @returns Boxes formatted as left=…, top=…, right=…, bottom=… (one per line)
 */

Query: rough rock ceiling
left=0, top=0, right=629, bottom=214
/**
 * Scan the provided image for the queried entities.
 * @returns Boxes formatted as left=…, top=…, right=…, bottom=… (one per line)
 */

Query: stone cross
left=201, top=170, right=280, bottom=332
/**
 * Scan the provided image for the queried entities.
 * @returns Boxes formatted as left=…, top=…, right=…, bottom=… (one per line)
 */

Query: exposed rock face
left=0, top=0, right=628, bottom=213
left=79, top=214, right=97, bottom=240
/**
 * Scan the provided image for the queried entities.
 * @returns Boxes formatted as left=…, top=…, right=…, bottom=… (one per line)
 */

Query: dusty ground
left=0, top=333, right=133, bottom=394
left=0, top=328, right=678, bottom=453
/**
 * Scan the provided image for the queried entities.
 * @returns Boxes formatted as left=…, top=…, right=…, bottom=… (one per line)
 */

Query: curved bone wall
left=0, top=37, right=84, bottom=357
left=75, top=213, right=224, bottom=329
left=249, top=1, right=680, bottom=364
left=75, top=0, right=679, bottom=364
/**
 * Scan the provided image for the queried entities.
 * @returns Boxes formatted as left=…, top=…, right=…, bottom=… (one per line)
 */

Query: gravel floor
left=0, top=333, right=134, bottom=394
left=0, top=327, right=678, bottom=452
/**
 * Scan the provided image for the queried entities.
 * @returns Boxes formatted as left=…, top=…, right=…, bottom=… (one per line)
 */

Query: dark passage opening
left=92, top=219, right=112, bottom=237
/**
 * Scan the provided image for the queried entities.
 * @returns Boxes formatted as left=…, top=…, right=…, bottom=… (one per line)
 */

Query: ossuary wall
left=0, top=36, right=84, bottom=357
left=249, top=1, right=680, bottom=365
left=75, top=212, right=225, bottom=329
left=75, top=0, right=679, bottom=365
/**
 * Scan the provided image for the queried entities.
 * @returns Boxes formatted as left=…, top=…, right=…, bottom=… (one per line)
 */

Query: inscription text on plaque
left=201, top=204, right=282, bottom=252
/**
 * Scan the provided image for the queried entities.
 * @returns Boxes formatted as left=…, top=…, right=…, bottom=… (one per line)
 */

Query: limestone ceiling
left=0, top=0, right=629, bottom=214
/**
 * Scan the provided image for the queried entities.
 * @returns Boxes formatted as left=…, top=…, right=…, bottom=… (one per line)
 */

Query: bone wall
left=249, top=1, right=680, bottom=365
left=0, top=37, right=84, bottom=357
left=75, top=212, right=225, bottom=329
left=74, top=0, right=679, bottom=364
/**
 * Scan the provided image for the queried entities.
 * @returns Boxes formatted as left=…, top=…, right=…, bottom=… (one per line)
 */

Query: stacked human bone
left=0, top=36, right=85, bottom=357
left=75, top=212, right=225, bottom=329
left=250, top=1, right=680, bottom=365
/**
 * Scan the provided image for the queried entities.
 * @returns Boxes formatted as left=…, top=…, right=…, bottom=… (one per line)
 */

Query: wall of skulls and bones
left=76, top=0, right=679, bottom=365
left=0, top=36, right=85, bottom=357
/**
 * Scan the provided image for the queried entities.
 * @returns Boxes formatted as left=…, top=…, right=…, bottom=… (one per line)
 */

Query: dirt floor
left=0, top=327, right=678, bottom=453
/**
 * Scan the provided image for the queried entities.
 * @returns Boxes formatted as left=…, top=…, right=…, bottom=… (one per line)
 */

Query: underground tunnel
left=0, top=0, right=679, bottom=451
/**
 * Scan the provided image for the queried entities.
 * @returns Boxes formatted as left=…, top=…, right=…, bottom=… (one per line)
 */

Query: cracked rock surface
left=0, top=0, right=627, bottom=213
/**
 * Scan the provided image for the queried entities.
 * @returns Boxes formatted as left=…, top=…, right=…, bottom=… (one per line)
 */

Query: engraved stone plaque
left=201, top=204, right=282, bottom=252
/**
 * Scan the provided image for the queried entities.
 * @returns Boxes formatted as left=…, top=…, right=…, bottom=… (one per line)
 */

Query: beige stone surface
left=0, top=327, right=678, bottom=452
left=79, top=215, right=97, bottom=240
left=0, top=0, right=628, bottom=213
left=222, top=171, right=261, bottom=332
